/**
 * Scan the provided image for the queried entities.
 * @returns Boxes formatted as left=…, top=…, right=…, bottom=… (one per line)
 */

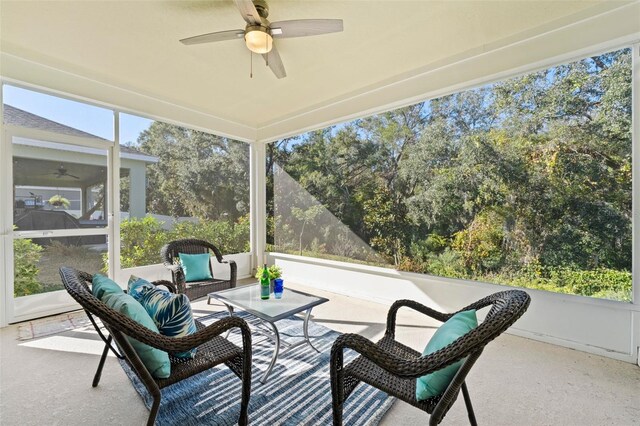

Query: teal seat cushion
left=129, top=276, right=198, bottom=359
left=416, top=309, right=478, bottom=400
left=91, top=274, right=124, bottom=300
left=102, top=292, right=171, bottom=379
left=178, top=252, right=213, bottom=282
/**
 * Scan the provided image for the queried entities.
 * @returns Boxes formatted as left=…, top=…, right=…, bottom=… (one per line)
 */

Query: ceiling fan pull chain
left=265, top=31, right=269, bottom=66
left=250, top=51, right=253, bottom=78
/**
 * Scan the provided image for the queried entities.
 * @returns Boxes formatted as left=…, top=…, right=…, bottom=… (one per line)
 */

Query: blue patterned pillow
left=128, top=276, right=197, bottom=359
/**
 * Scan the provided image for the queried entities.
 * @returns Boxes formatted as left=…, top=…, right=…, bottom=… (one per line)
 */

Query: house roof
left=4, top=104, right=107, bottom=140
left=3, top=104, right=152, bottom=158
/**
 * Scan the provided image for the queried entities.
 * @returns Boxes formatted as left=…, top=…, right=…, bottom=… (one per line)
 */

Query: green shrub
left=423, top=248, right=467, bottom=279
left=452, top=210, right=505, bottom=273
left=491, top=264, right=632, bottom=302
left=118, top=214, right=250, bottom=269
left=14, top=238, right=43, bottom=297
left=119, top=216, right=170, bottom=269
left=169, top=214, right=250, bottom=255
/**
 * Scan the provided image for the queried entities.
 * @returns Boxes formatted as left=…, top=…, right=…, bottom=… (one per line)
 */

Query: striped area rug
left=17, top=310, right=92, bottom=340
left=121, top=311, right=395, bottom=425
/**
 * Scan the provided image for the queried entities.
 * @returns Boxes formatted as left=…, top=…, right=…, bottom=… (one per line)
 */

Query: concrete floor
left=1, top=280, right=639, bottom=425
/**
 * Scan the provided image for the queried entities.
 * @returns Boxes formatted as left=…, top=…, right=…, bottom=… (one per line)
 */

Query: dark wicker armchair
left=330, top=290, right=530, bottom=426
left=161, top=238, right=237, bottom=301
left=59, top=267, right=252, bottom=426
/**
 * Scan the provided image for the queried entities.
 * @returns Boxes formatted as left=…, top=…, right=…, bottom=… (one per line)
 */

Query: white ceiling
left=0, top=0, right=638, bottom=141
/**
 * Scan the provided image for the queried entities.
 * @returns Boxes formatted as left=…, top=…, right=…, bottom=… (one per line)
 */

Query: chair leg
left=236, top=340, right=252, bottom=426
left=461, top=382, right=477, bottom=426
left=147, top=389, right=161, bottom=426
left=330, top=370, right=343, bottom=426
left=239, top=369, right=250, bottom=426
left=92, top=337, right=112, bottom=387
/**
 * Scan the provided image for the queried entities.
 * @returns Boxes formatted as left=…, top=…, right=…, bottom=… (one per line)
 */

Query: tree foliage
left=119, top=215, right=250, bottom=269
left=134, top=122, right=250, bottom=222
left=267, top=48, right=632, bottom=301
left=13, top=238, right=43, bottom=297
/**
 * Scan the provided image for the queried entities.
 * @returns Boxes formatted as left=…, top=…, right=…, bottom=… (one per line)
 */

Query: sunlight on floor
left=19, top=332, right=111, bottom=356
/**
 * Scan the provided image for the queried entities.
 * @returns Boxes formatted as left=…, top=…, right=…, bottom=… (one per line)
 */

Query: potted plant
left=255, top=265, right=282, bottom=291
left=48, top=195, right=70, bottom=209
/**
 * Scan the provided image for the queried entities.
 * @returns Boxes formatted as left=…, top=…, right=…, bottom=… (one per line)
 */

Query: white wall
left=270, top=253, right=640, bottom=364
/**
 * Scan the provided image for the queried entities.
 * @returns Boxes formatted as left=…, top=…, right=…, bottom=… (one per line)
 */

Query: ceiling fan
left=180, top=0, right=343, bottom=79
left=46, top=164, right=80, bottom=180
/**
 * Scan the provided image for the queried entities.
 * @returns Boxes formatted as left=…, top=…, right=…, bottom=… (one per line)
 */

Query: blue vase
left=273, top=278, right=284, bottom=299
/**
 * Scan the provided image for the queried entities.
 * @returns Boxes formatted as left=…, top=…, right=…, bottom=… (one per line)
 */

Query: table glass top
left=208, top=285, right=328, bottom=321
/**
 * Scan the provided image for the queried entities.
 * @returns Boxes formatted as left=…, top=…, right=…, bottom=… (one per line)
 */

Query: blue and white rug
left=121, top=311, right=395, bottom=425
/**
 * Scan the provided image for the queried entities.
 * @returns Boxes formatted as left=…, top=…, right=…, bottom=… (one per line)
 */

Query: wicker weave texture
left=160, top=238, right=237, bottom=300
left=59, top=267, right=252, bottom=426
left=331, top=290, right=531, bottom=426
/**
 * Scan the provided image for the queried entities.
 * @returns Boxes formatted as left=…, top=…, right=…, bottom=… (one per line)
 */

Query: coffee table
left=208, top=285, right=329, bottom=383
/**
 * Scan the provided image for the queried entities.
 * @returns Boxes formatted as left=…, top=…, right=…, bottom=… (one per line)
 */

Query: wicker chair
left=161, top=238, right=237, bottom=301
left=59, top=267, right=252, bottom=426
left=330, top=290, right=530, bottom=426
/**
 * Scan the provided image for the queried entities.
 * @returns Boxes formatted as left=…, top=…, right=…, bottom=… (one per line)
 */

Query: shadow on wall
left=273, top=165, right=388, bottom=266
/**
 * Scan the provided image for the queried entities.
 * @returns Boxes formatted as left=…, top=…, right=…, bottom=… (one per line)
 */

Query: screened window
left=267, top=47, right=632, bottom=302
left=119, top=113, right=250, bottom=268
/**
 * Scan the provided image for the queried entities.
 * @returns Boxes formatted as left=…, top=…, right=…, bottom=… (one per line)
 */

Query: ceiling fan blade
left=262, top=45, right=286, bottom=79
left=270, top=19, right=343, bottom=38
left=67, top=174, right=80, bottom=179
left=235, top=0, right=262, bottom=25
left=180, top=29, right=245, bottom=45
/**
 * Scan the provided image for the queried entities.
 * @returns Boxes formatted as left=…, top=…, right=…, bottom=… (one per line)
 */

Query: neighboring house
left=4, top=104, right=157, bottom=224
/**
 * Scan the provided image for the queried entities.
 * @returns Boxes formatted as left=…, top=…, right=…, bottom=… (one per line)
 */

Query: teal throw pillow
left=102, top=292, right=171, bottom=379
left=128, top=276, right=198, bottom=359
left=416, top=309, right=478, bottom=400
left=178, top=252, right=213, bottom=282
left=92, top=274, right=124, bottom=300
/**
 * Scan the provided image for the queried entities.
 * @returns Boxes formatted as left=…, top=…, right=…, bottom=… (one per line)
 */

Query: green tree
left=136, top=122, right=250, bottom=221
left=291, top=205, right=324, bottom=255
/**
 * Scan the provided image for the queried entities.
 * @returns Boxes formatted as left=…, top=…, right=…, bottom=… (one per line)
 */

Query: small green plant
left=255, top=265, right=282, bottom=280
left=48, top=195, right=70, bottom=209
left=13, top=238, right=43, bottom=297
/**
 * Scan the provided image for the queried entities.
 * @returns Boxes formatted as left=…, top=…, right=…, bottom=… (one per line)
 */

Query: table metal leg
left=224, top=304, right=234, bottom=339
left=261, top=321, right=280, bottom=384
left=303, top=308, right=320, bottom=353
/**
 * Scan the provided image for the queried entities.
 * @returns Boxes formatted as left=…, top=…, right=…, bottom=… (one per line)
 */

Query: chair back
left=58, top=267, right=164, bottom=351
left=429, top=289, right=530, bottom=424
left=161, top=238, right=224, bottom=280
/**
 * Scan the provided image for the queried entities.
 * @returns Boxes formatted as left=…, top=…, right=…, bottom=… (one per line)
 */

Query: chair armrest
left=112, top=314, right=251, bottom=354
left=331, top=333, right=419, bottom=378
left=152, top=279, right=178, bottom=294
left=331, top=332, right=479, bottom=380
left=221, top=259, right=237, bottom=288
left=165, top=263, right=181, bottom=274
left=162, top=316, right=251, bottom=353
left=163, top=263, right=186, bottom=293
left=386, top=299, right=450, bottom=338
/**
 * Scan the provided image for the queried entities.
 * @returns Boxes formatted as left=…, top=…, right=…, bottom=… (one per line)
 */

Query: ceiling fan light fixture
left=244, top=26, right=273, bottom=54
